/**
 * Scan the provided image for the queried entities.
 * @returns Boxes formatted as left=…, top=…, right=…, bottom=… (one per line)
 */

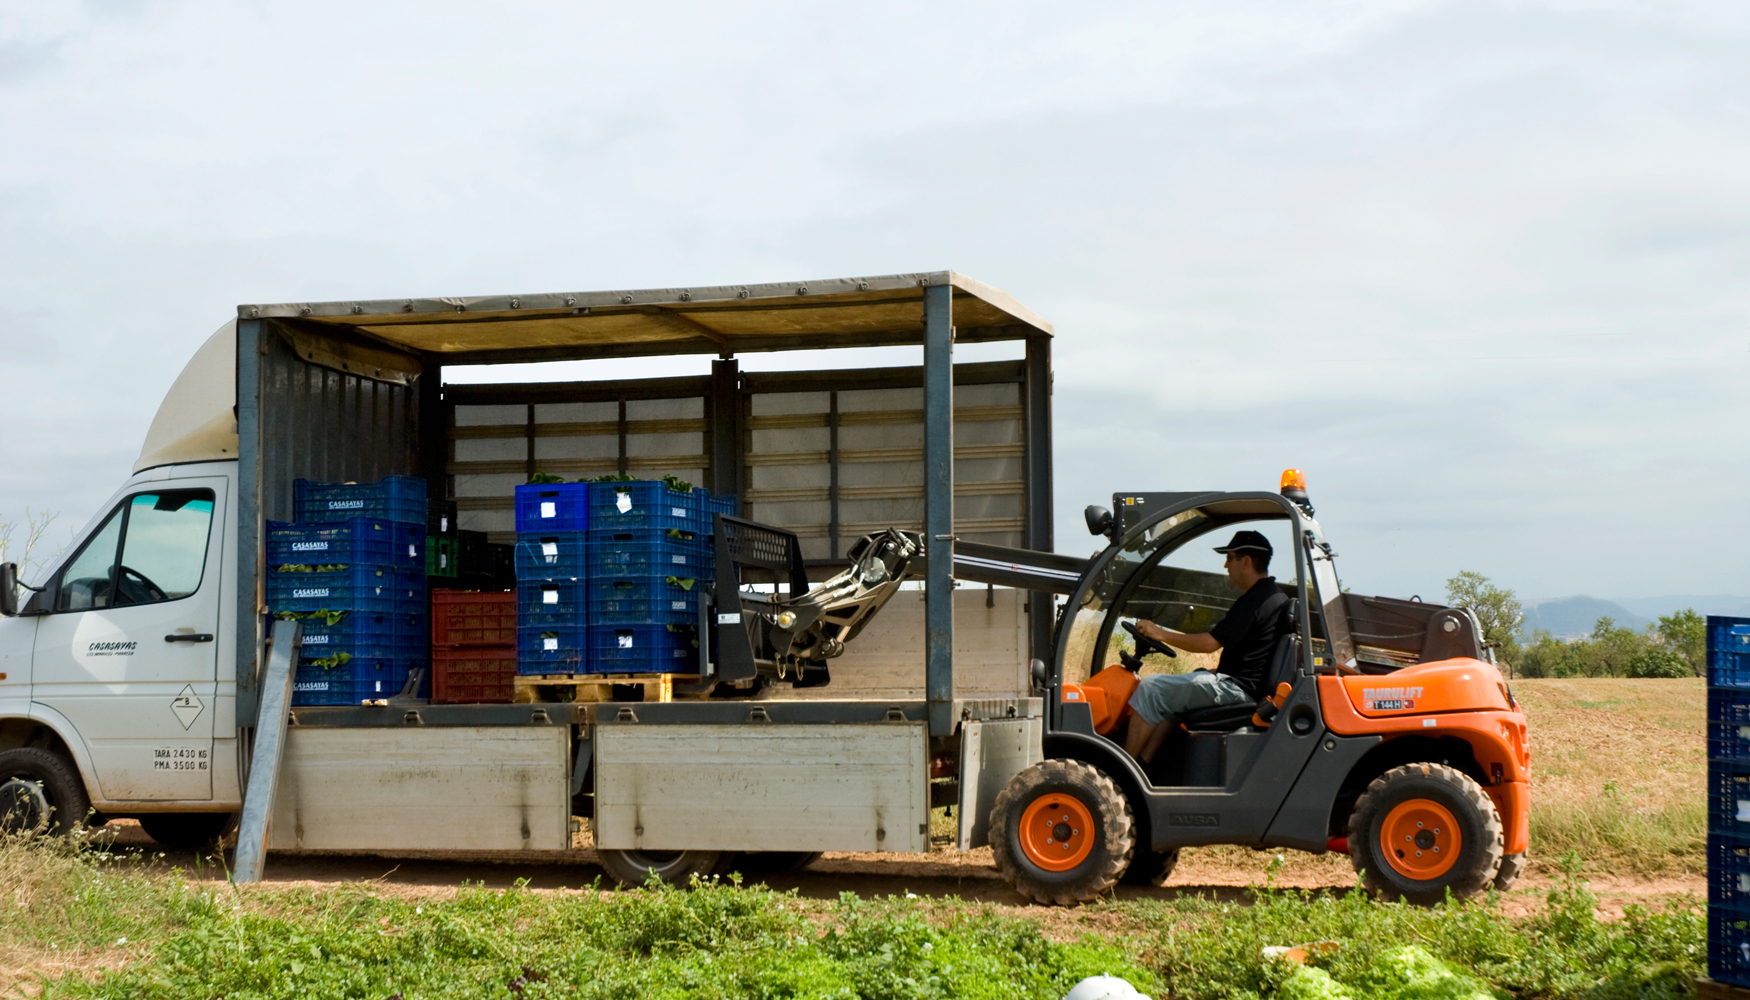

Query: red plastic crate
left=431, top=590, right=518, bottom=648
left=431, top=647, right=517, bottom=704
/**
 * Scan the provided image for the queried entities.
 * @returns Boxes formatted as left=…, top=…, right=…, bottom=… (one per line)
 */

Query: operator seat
left=1179, top=601, right=1302, bottom=733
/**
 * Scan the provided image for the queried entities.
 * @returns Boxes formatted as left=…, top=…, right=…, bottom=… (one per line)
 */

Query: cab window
left=55, top=490, right=215, bottom=611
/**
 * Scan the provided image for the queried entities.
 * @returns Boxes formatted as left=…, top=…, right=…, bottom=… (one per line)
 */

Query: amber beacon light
left=1279, top=469, right=1312, bottom=511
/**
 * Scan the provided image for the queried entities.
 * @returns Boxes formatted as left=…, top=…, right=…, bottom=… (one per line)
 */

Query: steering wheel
left=115, top=565, right=169, bottom=606
left=1122, top=620, right=1177, bottom=659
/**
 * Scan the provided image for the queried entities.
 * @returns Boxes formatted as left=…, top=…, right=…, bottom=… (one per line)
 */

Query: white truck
left=0, top=273, right=1059, bottom=882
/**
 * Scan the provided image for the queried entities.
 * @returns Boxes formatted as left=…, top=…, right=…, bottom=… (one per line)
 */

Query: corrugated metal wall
left=255, top=323, right=421, bottom=522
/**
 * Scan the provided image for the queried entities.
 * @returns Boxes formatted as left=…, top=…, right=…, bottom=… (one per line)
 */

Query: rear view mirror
left=1029, top=658, right=1048, bottom=692
left=0, top=563, right=17, bottom=617
left=1084, top=506, right=1113, bottom=538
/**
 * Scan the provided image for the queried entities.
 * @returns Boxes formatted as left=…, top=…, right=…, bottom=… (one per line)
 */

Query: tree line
left=1442, top=570, right=1702, bottom=679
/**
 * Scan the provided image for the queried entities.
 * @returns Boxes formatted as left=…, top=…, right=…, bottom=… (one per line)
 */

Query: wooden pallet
left=1700, top=980, right=1750, bottom=1000
left=512, top=673, right=700, bottom=704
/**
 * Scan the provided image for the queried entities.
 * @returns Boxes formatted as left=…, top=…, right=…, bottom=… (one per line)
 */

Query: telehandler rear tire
left=1494, top=852, right=1526, bottom=892
left=1120, top=846, right=1180, bottom=887
left=597, top=849, right=726, bottom=888
left=1348, top=763, right=1503, bottom=906
left=0, top=748, right=89, bottom=837
left=991, top=759, right=1134, bottom=906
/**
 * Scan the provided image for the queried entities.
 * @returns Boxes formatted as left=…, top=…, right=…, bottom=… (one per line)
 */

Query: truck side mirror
left=0, top=563, right=17, bottom=617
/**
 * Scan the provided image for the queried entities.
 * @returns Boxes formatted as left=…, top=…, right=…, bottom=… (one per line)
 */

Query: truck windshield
left=54, top=489, right=215, bottom=611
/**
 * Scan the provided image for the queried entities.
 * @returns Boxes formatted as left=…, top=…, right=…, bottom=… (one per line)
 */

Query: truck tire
left=1120, top=846, right=1181, bottom=887
left=1348, top=763, right=1503, bottom=906
left=990, top=759, right=1134, bottom=905
left=730, top=851, right=823, bottom=876
left=0, top=747, right=90, bottom=837
left=1494, top=852, right=1526, bottom=892
left=138, top=812, right=237, bottom=851
left=597, top=848, right=727, bottom=888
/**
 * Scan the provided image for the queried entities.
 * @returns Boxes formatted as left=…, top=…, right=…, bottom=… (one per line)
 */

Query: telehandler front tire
left=991, top=759, right=1134, bottom=905
left=1494, top=852, right=1526, bottom=892
left=1348, top=763, right=1503, bottom=906
left=0, top=748, right=89, bottom=837
left=1121, top=846, right=1181, bottom=887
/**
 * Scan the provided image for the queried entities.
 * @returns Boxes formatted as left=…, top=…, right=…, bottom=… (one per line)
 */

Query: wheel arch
left=18, top=706, right=101, bottom=805
left=1041, top=731, right=1155, bottom=852
left=1333, top=734, right=1486, bottom=837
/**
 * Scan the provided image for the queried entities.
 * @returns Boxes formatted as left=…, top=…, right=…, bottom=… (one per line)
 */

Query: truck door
left=32, top=483, right=223, bottom=801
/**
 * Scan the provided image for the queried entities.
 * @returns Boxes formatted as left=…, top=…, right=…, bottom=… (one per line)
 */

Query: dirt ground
left=97, top=819, right=1699, bottom=921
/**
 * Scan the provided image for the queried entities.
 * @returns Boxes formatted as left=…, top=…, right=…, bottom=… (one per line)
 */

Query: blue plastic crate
left=285, top=607, right=427, bottom=646
left=515, top=531, right=590, bottom=579
left=1711, top=761, right=1750, bottom=836
left=517, top=625, right=590, bottom=675
left=1713, top=688, right=1750, bottom=762
left=587, top=534, right=710, bottom=576
left=515, top=483, right=590, bottom=533
left=589, top=575, right=702, bottom=626
left=517, top=578, right=588, bottom=628
left=294, top=476, right=427, bottom=525
left=590, top=624, right=698, bottom=674
left=291, top=658, right=426, bottom=706
left=589, top=482, right=709, bottom=534
left=1713, top=902, right=1750, bottom=988
left=1712, top=834, right=1750, bottom=909
left=1716, top=651, right=1750, bottom=689
left=267, top=564, right=425, bottom=614
left=1713, top=617, right=1750, bottom=653
left=695, top=489, right=737, bottom=521
left=268, top=518, right=425, bottom=569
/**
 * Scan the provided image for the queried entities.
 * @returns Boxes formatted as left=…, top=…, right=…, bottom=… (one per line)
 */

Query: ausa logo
left=1362, top=686, right=1424, bottom=711
left=1167, top=813, right=1219, bottom=827
left=86, top=640, right=137, bottom=657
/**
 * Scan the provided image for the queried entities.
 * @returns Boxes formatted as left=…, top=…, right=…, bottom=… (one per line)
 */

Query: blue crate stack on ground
left=585, top=481, right=735, bottom=675
left=1708, top=615, right=1750, bottom=987
left=270, top=476, right=430, bottom=706
left=513, top=483, right=591, bottom=674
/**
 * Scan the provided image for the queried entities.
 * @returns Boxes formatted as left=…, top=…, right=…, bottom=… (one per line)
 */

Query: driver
left=1123, top=530, right=1288, bottom=763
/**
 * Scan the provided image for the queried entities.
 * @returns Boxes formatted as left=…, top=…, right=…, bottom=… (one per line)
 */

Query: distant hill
left=1521, top=596, right=1648, bottom=640
left=1611, top=595, right=1750, bottom=621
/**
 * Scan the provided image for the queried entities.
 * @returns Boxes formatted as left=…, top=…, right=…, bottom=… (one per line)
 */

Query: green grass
left=0, top=838, right=1705, bottom=1000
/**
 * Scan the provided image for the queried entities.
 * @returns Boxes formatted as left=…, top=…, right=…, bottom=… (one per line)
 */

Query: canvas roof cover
left=236, top=271, right=1051, bottom=364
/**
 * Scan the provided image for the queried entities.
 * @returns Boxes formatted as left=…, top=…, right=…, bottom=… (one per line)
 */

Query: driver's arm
left=1136, top=620, right=1221, bottom=655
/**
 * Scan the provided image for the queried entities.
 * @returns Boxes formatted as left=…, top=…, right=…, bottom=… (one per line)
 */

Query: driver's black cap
left=1213, top=530, right=1272, bottom=557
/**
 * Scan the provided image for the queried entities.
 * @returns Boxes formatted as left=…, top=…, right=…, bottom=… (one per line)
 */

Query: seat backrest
left=1259, top=599, right=1302, bottom=696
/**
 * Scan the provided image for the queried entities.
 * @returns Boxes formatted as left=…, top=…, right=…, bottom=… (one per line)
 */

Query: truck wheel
left=1494, top=852, right=1526, bottom=891
left=990, top=759, right=1134, bottom=905
left=138, top=812, right=237, bottom=851
left=731, top=851, right=823, bottom=875
left=1348, top=763, right=1503, bottom=906
left=597, top=848, right=726, bottom=888
left=0, top=748, right=89, bottom=836
left=1121, top=846, right=1180, bottom=887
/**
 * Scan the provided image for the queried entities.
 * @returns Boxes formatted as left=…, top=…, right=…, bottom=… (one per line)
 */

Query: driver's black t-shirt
left=1208, top=577, right=1289, bottom=699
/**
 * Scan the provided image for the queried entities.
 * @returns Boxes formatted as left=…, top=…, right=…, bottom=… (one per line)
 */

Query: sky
left=0, top=0, right=1745, bottom=603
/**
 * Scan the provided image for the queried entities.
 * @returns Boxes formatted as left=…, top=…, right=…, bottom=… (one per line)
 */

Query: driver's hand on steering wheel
left=1134, top=619, right=1171, bottom=644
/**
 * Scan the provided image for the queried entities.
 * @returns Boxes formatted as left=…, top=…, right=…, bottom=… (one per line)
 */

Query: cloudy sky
left=1, top=0, right=1744, bottom=604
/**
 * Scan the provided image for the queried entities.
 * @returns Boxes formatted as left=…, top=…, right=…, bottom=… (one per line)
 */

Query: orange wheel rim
left=1380, top=798, right=1461, bottom=880
left=1019, top=793, right=1096, bottom=872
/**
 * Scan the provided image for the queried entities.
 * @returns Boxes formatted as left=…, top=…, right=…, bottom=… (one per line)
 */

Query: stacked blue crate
left=584, top=481, right=734, bottom=675
left=513, top=483, right=590, bottom=674
left=271, top=477, right=430, bottom=706
left=1708, top=616, right=1750, bottom=987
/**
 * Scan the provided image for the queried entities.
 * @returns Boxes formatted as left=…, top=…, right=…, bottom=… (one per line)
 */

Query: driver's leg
left=1125, top=674, right=1191, bottom=762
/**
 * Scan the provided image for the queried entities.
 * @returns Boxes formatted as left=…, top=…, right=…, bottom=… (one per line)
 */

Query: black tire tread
left=1494, top=851, right=1526, bottom=891
left=990, top=759, right=1134, bottom=906
left=0, top=747, right=90, bottom=836
left=1120, top=846, right=1181, bottom=887
left=1347, top=762, right=1503, bottom=905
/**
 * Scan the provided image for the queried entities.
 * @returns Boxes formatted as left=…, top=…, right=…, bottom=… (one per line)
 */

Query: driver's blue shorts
left=1128, top=670, right=1251, bottom=727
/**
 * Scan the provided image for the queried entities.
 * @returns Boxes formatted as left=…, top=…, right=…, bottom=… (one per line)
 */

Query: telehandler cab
left=988, top=472, right=1531, bottom=905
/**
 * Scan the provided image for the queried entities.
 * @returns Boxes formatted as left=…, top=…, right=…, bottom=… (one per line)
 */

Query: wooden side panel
left=269, top=727, right=569, bottom=852
left=956, top=718, right=1042, bottom=850
left=769, top=587, right=1028, bottom=700
left=594, top=723, right=928, bottom=853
